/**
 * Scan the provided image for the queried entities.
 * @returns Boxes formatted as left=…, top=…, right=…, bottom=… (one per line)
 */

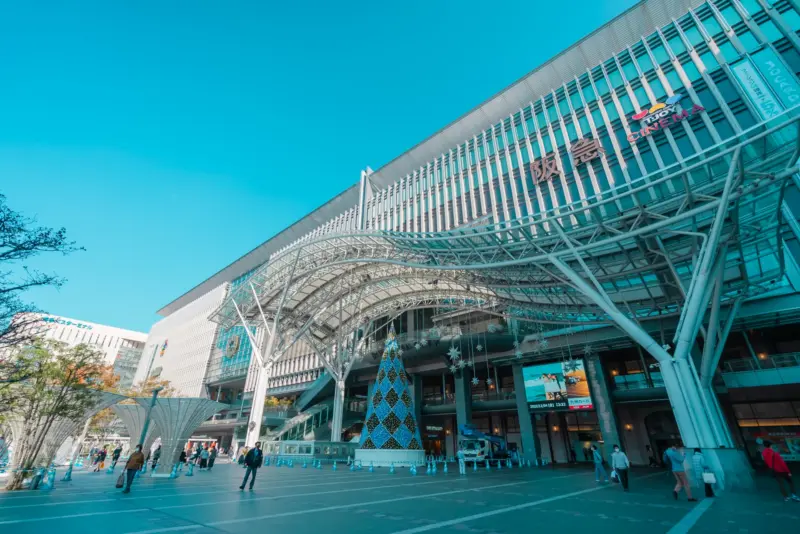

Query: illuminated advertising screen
left=522, top=360, right=593, bottom=411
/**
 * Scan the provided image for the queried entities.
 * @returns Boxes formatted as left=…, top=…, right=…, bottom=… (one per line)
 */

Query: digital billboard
left=522, top=360, right=594, bottom=411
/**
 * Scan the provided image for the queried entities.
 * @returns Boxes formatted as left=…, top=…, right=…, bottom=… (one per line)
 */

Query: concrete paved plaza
left=0, top=462, right=797, bottom=533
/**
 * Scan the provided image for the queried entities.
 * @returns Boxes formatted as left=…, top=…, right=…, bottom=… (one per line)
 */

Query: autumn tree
left=1, top=340, right=106, bottom=490
left=124, top=376, right=176, bottom=398
left=0, top=194, right=83, bottom=384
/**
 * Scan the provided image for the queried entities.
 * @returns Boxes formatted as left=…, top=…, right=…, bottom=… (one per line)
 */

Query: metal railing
left=722, top=353, right=800, bottom=373
left=611, top=372, right=665, bottom=391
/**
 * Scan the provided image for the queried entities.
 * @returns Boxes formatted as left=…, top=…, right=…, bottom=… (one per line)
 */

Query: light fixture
left=445, top=429, right=451, bottom=435
left=611, top=369, right=619, bottom=376
left=552, top=425, right=559, bottom=432
left=494, top=427, right=500, bottom=434
left=758, top=352, right=768, bottom=360
left=624, top=423, right=633, bottom=431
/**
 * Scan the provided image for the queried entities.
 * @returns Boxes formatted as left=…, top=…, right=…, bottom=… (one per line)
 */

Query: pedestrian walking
left=178, top=450, right=187, bottom=471
left=208, top=446, right=217, bottom=471
left=457, top=444, right=466, bottom=475
left=111, top=446, right=122, bottom=468
left=591, top=444, right=608, bottom=483
left=610, top=444, right=631, bottom=491
left=646, top=445, right=659, bottom=467
left=691, top=449, right=715, bottom=498
left=199, top=445, right=209, bottom=470
left=93, top=448, right=107, bottom=472
left=761, top=440, right=800, bottom=502
left=665, top=445, right=696, bottom=502
left=239, top=442, right=263, bottom=491
left=122, top=444, right=145, bottom=494
left=151, top=445, right=162, bottom=471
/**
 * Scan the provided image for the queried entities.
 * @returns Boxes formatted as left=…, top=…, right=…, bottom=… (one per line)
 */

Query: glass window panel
left=582, top=81, right=597, bottom=102
left=759, top=20, right=783, bottom=42
left=651, top=42, right=670, bottom=64
left=648, top=76, right=665, bottom=98
left=718, top=40, right=740, bottom=63
left=622, top=61, right=638, bottom=81
left=682, top=60, right=701, bottom=82
left=570, top=90, right=583, bottom=110
left=607, top=67, right=624, bottom=88
left=683, top=23, right=704, bottom=47
left=739, top=31, right=761, bottom=53
left=636, top=52, right=653, bottom=72
left=595, top=75, right=610, bottom=96
left=701, top=16, right=722, bottom=37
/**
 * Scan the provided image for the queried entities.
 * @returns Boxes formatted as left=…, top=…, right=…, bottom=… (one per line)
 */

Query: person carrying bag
left=610, top=444, right=631, bottom=492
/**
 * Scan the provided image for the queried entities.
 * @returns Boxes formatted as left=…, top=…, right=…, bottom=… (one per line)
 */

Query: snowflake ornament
left=539, top=338, right=549, bottom=350
left=515, top=349, right=523, bottom=359
left=471, top=376, right=480, bottom=386
left=398, top=348, right=404, bottom=356
left=582, top=344, right=594, bottom=356
left=465, top=360, right=473, bottom=367
left=449, top=364, right=458, bottom=374
left=447, top=346, right=461, bottom=361
left=476, top=344, right=484, bottom=352
left=421, top=339, right=428, bottom=347
left=513, top=340, right=520, bottom=348
left=414, top=342, right=421, bottom=350
left=429, top=327, right=440, bottom=337
left=486, top=377, right=494, bottom=386
left=563, top=358, right=580, bottom=373
left=487, top=324, right=497, bottom=333
left=458, top=359, right=466, bottom=369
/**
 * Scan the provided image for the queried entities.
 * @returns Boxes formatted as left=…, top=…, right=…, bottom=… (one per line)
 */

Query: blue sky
left=0, top=0, right=637, bottom=333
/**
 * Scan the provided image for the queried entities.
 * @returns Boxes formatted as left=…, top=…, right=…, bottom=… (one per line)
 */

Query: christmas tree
left=359, top=325, right=422, bottom=450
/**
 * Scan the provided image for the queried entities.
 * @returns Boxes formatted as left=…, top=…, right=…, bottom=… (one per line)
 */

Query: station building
left=143, top=0, right=800, bottom=481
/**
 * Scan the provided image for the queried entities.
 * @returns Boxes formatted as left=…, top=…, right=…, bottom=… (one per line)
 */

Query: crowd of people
left=117, top=441, right=224, bottom=494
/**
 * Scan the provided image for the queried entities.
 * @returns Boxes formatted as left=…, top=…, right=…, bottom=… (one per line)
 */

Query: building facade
left=133, top=284, right=227, bottom=397
left=14, top=313, right=147, bottom=384
left=148, top=0, right=800, bottom=477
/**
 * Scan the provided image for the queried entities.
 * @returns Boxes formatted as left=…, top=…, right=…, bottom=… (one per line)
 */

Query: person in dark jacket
left=111, top=446, right=122, bottom=468
left=122, top=444, right=145, bottom=494
left=208, top=446, right=217, bottom=471
left=239, top=442, right=263, bottom=491
left=178, top=450, right=187, bottom=471
left=151, top=445, right=162, bottom=470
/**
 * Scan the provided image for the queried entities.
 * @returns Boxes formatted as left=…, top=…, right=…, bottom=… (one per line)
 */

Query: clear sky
left=0, top=0, right=638, bottom=333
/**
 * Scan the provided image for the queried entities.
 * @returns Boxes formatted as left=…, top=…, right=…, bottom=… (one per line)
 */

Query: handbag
left=702, top=471, right=716, bottom=484
left=115, top=473, right=124, bottom=489
left=610, top=470, right=619, bottom=483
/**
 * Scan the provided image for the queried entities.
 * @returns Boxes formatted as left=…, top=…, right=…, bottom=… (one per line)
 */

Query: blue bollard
left=169, top=463, right=179, bottom=479
left=185, top=462, right=195, bottom=477
left=389, top=463, right=395, bottom=474
left=62, top=463, right=74, bottom=482
left=106, top=463, right=114, bottom=474
left=349, top=462, right=355, bottom=472
left=40, top=468, right=56, bottom=491
left=333, top=461, right=338, bottom=471
left=497, top=460, right=502, bottom=470
left=507, top=458, right=512, bottom=469
left=443, top=462, right=448, bottom=474
left=410, top=464, right=417, bottom=476
left=485, top=459, right=490, bottom=471
left=141, top=463, right=147, bottom=474
left=302, top=461, right=307, bottom=468
left=150, top=464, right=158, bottom=477
left=369, top=462, right=374, bottom=473
left=473, top=460, right=477, bottom=472
left=264, top=457, right=270, bottom=467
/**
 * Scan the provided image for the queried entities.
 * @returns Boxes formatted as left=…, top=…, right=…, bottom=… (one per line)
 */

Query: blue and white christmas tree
left=359, top=325, right=422, bottom=451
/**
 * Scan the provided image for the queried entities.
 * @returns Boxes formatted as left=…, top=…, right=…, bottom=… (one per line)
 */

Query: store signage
left=425, top=425, right=443, bottom=432
left=522, top=359, right=594, bottom=411
left=570, top=138, right=605, bottom=164
left=225, top=334, right=241, bottom=358
left=627, top=94, right=705, bottom=143
left=750, top=47, right=800, bottom=109
left=530, top=154, right=560, bottom=183
left=730, top=57, right=784, bottom=120
left=39, top=316, right=93, bottom=330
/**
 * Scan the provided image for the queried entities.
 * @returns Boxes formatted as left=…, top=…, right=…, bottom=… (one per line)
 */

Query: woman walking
left=199, top=445, right=209, bottom=470
left=610, top=444, right=631, bottom=491
left=591, top=444, right=609, bottom=483
left=208, top=446, right=217, bottom=471
left=665, top=445, right=696, bottom=502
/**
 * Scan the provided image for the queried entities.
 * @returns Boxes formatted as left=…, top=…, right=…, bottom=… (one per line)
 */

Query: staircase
left=265, top=401, right=333, bottom=441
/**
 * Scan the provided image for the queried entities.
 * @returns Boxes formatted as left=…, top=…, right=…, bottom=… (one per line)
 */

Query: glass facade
left=215, top=0, right=800, bottom=393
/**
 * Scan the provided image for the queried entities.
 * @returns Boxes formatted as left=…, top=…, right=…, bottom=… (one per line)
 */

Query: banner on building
left=522, top=359, right=594, bottom=411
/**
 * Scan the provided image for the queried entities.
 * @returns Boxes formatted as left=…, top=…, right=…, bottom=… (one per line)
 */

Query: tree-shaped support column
left=112, top=403, right=161, bottom=459
left=133, top=398, right=228, bottom=477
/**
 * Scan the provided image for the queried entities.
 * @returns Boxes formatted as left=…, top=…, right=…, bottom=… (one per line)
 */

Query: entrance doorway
left=644, top=410, right=681, bottom=465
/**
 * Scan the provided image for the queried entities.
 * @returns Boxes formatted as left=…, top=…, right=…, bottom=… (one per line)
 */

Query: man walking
left=239, top=442, right=263, bottom=491
left=610, top=444, right=631, bottom=491
left=208, top=445, right=217, bottom=471
left=665, top=445, right=696, bottom=502
left=111, top=445, right=122, bottom=468
left=122, top=444, right=145, bottom=494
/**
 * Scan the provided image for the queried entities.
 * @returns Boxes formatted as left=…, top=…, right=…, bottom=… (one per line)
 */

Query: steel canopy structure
left=211, top=111, right=800, bottom=483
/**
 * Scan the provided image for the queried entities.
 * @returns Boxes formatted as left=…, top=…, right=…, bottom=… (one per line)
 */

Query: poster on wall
left=522, top=360, right=594, bottom=411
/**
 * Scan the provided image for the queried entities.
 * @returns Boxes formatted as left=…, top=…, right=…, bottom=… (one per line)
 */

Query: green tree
left=0, top=193, right=82, bottom=383
left=1, top=339, right=106, bottom=490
